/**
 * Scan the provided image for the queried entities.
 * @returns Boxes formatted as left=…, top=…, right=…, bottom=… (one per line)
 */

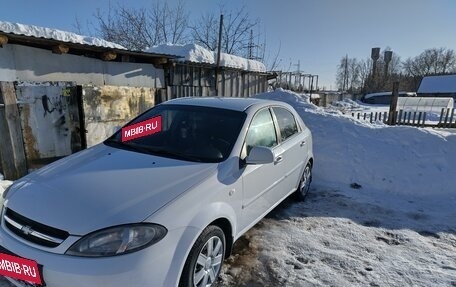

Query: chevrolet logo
left=21, top=225, right=33, bottom=236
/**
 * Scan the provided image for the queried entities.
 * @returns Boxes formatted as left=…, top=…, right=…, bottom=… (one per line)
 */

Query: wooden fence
left=351, top=108, right=456, bottom=128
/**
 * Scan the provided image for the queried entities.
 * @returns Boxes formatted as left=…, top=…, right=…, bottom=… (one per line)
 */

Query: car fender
left=163, top=202, right=237, bottom=286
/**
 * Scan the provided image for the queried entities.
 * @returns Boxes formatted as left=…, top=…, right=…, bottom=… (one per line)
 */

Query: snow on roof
left=418, top=74, right=456, bottom=94
left=0, top=20, right=126, bottom=50
left=146, top=43, right=267, bottom=73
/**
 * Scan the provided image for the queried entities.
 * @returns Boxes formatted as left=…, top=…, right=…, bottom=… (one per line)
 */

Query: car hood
left=5, top=144, right=217, bottom=235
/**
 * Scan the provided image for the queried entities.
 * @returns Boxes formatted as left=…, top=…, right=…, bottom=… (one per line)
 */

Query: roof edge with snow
left=146, top=43, right=268, bottom=73
left=0, top=20, right=178, bottom=65
left=417, top=74, right=456, bottom=94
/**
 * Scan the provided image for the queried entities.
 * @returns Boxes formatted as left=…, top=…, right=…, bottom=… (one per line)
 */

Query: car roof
left=163, top=97, right=283, bottom=112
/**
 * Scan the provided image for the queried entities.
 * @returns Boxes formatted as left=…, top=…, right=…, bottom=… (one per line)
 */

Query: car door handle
left=275, top=155, right=283, bottom=164
left=300, top=141, right=306, bottom=147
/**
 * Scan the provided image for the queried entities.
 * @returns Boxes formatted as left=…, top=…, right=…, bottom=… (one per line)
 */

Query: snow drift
left=255, top=89, right=456, bottom=199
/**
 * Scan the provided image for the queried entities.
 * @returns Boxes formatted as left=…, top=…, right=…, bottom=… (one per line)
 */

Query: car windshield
left=105, top=104, right=246, bottom=163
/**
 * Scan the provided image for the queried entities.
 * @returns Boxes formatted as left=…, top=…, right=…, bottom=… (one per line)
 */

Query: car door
left=239, top=107, right=282, bottom=232
left=270, top=106, right=310, bottom=201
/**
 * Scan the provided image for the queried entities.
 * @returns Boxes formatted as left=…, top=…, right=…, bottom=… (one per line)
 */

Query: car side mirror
left=245, top=146, right=274, bottom=165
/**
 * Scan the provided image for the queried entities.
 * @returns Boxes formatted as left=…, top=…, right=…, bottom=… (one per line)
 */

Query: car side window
left=242, top=109, right=277, bottom=158
left=272, top=107, right=299, bottom=141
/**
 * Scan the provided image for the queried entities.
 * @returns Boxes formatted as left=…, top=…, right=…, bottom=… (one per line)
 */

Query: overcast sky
left=1, top=0, right=456, bottom=89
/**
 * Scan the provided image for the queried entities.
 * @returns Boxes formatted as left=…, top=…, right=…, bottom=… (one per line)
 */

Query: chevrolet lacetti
left=0, top=97, right=313, bottom=287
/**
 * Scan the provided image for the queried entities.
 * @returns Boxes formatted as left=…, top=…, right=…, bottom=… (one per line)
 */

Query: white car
left=0, top=97, right=313, bottom=287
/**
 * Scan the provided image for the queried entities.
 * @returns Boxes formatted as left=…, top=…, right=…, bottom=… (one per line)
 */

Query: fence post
left=438, top=108, right=445, bottom=127
left=444, top=108, right=451, bottom=128
left=450, top=108, right=455, bottom=128
left=422, top=112, right=426, bottom=128
left=0, top=82, right=27, bottom=180
left=388, top=81, right=399, bottom=125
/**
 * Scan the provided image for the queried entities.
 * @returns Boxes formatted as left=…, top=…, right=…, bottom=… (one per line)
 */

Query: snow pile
left=0, top=173, right=13, bottom=195
left=0, top=21, right=126, bottom=50
left=256, top=89, right=456, bottom=198
left=146, top=43, right=267, bottom=72
left=330, top=98, right=362, bottom=112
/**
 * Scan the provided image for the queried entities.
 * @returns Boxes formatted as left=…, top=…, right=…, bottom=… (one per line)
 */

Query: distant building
left=417, top=74, right=456, bottom=99
left=361, top=92, right=417, bottom=105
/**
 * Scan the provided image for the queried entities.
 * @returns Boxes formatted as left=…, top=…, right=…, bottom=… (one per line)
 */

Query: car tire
left=179, top=225, right=225, bottom=287
left=295, top=162, right=312, bottom=201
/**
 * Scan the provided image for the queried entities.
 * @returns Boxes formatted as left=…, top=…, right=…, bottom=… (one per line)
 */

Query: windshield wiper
left=105, top=140, right=203, bottom=162
left=104, top=139, right=152, bottom=154
left=144, top=146, right=204, bottom=162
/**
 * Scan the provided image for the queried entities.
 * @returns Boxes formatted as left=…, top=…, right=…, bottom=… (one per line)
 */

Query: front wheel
left=179, top=225, right=225, bottom=287
left=295, top=163, right=312, bottom=201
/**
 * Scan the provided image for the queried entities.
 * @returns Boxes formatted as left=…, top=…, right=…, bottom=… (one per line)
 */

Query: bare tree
left=336, top=57, right=362, bottom=93
left=189, top=12, right=219, bottom=51
left=401, top=47, right=456, bottom=90
left=190, top=6, right=259, bottom=56
left=94, top=0, right=188, bottom=50
left=402, top=47, right=456, bottom=77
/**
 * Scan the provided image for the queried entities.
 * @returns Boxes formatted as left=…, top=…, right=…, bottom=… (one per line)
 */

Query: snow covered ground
left=0, top=89, right=455, bottom=286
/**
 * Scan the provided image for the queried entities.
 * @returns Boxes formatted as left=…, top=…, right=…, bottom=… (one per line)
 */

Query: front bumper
left=0, top=225, right=198, bottom=287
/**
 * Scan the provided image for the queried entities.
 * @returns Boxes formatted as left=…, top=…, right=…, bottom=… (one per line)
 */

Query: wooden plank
left=398, top=110, right=403, bottom=125
left=0, top=82, right=27, bottom=180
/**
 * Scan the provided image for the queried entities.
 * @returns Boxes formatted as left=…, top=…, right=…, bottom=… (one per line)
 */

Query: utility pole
left=248, top=29, right=254, bottom=59
left=215, top=14, right=223, bottom=96
left=292, top=60, right=301, bottom=90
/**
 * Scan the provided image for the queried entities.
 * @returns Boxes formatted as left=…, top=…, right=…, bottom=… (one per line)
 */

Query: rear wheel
left=179, top=225, right=225, bottom=287
left=295, top=163, right=312, bottom=201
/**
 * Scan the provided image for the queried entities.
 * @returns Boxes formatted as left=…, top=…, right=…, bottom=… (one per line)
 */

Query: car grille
left=3, top=208, right=69, bottom=248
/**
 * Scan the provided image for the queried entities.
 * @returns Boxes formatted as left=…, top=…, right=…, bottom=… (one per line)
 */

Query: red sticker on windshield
left=122, top=116, right=162, bottom=142
left=0, top=252, right=42, bottom=285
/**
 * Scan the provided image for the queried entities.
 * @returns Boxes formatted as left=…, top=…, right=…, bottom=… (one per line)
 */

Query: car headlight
left=66, top=224, right=167, bottom=257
